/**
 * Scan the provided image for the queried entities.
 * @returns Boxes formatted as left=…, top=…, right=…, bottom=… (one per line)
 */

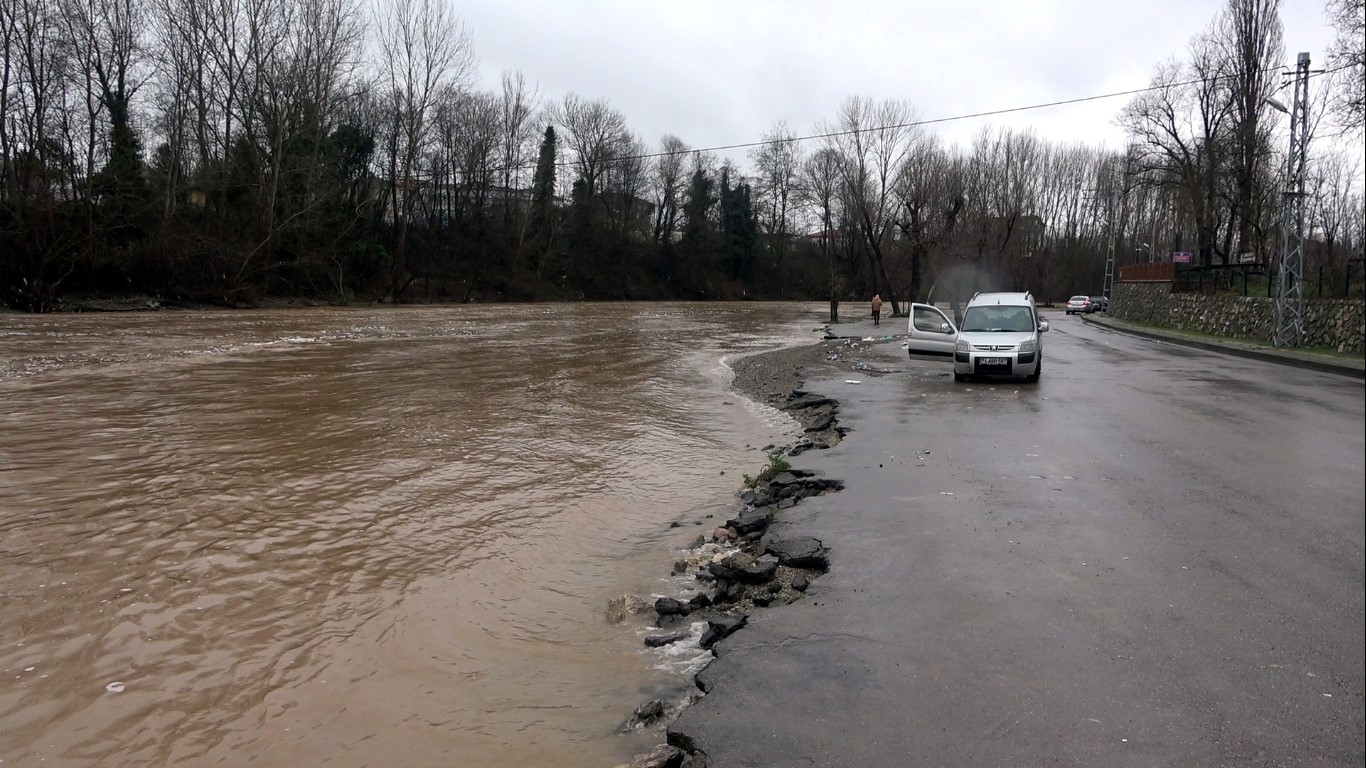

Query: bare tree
left=419, top=86, right=496, bottom=295
left=1324, top=0, right=1364, bottom=136
left=749, top=120, right=801, bottom=267
left=650, top=133, right=687, bottom=246
left=827, top=96, right=921, bottom=314
left=601, top=131, right=649, bottom=241
left=237, top=0, right=297, bottom=272
left=425, top=86, right=495, bottom=225
left=1306, top=149, right=1363, bottom=280
left=549, top=92, right=629, bottom=198
left=151, top=0, right=224, bottom=213
left=1031, top=143, right=1102, bottom=295
left=799, top=146, right=842, bottom=321
left=546, top=92, right=633, bottom=286
left=1216, top=0, right=1284, bottom=260
left=0, top=0, right=15, bottom=202
left=290, top=0, right=365, bottom=193
left=1121, top=29, right=1236, bottom=266
left=2, top=0, right=76, bottom=308
left=495, top=69, right=537, bottom=230
left=374, top=0, right=473, bottom=301
left=960, top=126, right=1047, bottom=291
left=895, top=133, right=963, bottom=304
left=149, top=0, right=197, bottom=220
left=63, top=0, right=145, bottom=164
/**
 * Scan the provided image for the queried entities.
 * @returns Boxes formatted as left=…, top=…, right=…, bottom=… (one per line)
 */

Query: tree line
left=1, top=0, right=1361, bottom=312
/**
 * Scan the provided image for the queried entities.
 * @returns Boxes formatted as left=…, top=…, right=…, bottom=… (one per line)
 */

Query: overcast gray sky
left=457, top=0, right=1341, bottom=164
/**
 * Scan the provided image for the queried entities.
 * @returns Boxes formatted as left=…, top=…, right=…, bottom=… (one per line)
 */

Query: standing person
left=870, top=293, right=882, bottom=326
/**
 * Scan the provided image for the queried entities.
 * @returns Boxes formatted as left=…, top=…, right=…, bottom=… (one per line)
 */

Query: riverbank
left=3, top=302, right=836, bottom=768
left=1, top=294, right=338, bottom=313
left=616, top=333, right=902, bottom=768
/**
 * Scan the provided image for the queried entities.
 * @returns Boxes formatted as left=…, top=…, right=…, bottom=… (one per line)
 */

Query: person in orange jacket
left=870, top=293, right=883, bottom=325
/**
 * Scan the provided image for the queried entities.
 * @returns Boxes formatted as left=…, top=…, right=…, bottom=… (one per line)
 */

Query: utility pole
left=1274, top=52, right=1311, bottom=348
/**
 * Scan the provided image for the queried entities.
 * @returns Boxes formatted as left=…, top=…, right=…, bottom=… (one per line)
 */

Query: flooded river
left=0, top=302, right=824, bottom=767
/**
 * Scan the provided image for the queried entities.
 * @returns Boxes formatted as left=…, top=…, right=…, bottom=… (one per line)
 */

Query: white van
left=905, top=292, right=1049, bottom=382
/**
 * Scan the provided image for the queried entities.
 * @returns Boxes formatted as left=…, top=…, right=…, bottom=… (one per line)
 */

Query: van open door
left=906, top=303, right=958, bottom=360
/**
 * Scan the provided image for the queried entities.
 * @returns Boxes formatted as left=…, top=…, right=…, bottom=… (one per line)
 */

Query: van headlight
left=1018, top=339, right=1036, bottom=354
left=956, top=339, right=970, bottom=353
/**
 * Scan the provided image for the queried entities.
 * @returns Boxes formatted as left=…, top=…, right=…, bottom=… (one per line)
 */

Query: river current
left=0, top=302, right=825, bottom=767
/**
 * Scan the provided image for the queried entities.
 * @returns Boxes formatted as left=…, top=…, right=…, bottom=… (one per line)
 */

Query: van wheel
left=953, top=372, right=967, bottom=382
left=1026, top=357, right=1042, bottom=383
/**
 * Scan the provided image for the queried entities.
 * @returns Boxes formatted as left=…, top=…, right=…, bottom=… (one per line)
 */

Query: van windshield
left=960, top=305, right=1035, bottom=333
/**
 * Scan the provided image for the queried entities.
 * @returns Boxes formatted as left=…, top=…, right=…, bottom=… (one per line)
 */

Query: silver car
left=1066, top=295, right=1093, bottom=314
left=906, top=293, right=1049, bottom=382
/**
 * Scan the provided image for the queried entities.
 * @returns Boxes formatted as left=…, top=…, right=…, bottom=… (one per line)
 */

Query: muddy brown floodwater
left=0, top=302, right=826, bottom=768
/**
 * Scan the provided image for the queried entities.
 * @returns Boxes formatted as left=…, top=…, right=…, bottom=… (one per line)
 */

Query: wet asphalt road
left=673, top=311, right=1365, bottom=767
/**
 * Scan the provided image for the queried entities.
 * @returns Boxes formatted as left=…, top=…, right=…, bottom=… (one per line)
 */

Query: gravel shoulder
left=616, top=332, right=909, bottom=767
left=727, top=335, right=907, bottom=409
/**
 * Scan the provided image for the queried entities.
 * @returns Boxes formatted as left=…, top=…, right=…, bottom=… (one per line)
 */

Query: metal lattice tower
left=1274, top=52, right=1312, bottom=348
left=1103, top=186, right=1118, bottom=299
left=1103, top=244, right=1116, bottom=299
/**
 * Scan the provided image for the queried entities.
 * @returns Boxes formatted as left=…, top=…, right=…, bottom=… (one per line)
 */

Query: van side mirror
left=940, top=323, right=952, bottom=334
left=1039, top=320, right=1050, bottom=332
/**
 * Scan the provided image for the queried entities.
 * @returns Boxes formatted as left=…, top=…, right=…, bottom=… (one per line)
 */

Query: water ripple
left=0, top=302, right=819, bottom=767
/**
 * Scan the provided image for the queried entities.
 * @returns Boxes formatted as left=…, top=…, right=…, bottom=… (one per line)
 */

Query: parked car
left=1090, top=295, right=1109, bottom=312
left=905, top=292, right=1048, bottom=383
left=1066, top=295, right=1094, bottom=314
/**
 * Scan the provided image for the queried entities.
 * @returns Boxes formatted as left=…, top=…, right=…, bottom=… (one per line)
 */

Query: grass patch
left=765, top=450, right=791, bottom=474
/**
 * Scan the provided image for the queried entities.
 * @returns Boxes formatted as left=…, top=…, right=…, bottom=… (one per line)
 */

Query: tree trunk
left=859, top=209, right=900, bottom=316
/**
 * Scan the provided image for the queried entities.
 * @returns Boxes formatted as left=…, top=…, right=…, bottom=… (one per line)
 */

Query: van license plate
left=980, top=357, right=1007, bottom=366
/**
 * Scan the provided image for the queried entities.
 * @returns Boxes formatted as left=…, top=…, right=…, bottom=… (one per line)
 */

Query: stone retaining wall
left=1112, top=282, right=1365, bottom=355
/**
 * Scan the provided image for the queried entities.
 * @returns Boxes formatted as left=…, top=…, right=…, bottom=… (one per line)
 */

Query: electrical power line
left=504, top=61, right=1356, bottom=177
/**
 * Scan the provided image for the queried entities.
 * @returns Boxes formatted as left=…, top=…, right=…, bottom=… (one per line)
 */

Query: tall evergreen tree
left=681, top=168, right=716, bottom=248
left=93, top=95, right=150, bottom=245
left=530, top=126, right=558, bottom=243
left=678, top=168, right=717, bottom=289
left=733, top=181, right=758, bottom=279
left=718, top=169, right=758, bottom=279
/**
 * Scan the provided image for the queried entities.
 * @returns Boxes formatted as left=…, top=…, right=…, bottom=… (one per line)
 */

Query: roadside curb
left=1080, top=314, right=1365, bottom=380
